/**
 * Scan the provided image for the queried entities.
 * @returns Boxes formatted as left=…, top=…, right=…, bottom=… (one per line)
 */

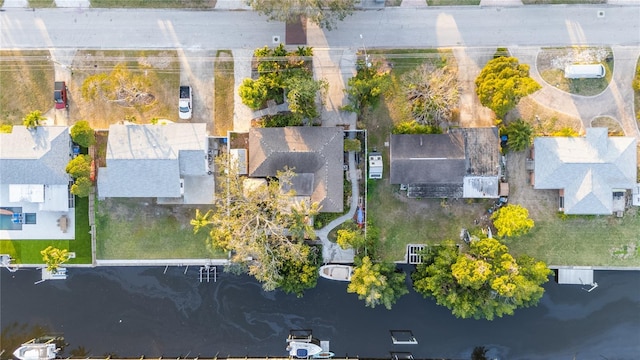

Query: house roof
left=248, top=127, right=344, bottom=212
left=98, top=123, right=209, bottom=200
left=534, top=128, right=637, bottom=215
left=390, top=128, right=500, bottom=198
left=0, top=126, right=70, bottom=185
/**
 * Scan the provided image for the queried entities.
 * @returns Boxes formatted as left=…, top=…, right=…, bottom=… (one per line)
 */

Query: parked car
left=179, top=85, right=192, bottom=120
left=54, top=81, right=68, bottom=109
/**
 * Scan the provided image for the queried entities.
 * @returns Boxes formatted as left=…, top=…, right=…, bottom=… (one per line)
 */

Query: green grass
left=0, top=50, right=54, bottom=125
left=0, top=197, right=92, bottom=265
left=90, top=0, right=216, bottom=8
left=214, top=50, right=234, bottom=136
left=427, top=0, right=480, bottom=5
left=28, top=0, right=55, bottom=7
left=509, top=212, right=640, bottom=267
left=634, top=57, right=640, bottom=125
left=96, top=201, right=226, bottom=260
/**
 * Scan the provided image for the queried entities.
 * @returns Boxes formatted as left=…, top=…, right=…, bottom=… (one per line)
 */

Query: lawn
left=0, top=50, right=54, bottom=124
left=522, top=0, right=604, bottom=3
left=95, top=198, right=227, bottom=260
left=28, top=0, right=55, bottom=7
left=634, top=56, right=640, bottom=126
left=0, top=197, right=92, bottom=265
left=509, top=211, right=640, bottom=267
left=90, top=0, right=216, bottom=8
left=71, top=50, right=179, bottom=129
left=214, top=50, right=234, bottom=136
left=536, top=47, right=613, bottom=96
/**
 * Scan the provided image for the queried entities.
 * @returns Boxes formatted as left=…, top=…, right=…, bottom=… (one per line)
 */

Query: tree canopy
left=22, top=110, right=45, bottom=129
left=70, top=120, right=96, bottom=148
left=65, top=155, right=92, bottom=179
left=192, top=154, right=321, bottom=293
left=348, top=256, right=409, bottom=310
left=343, top=61, right=390, bottom=114
left=402, top=63, right=459, bottom=128
left=71, top=176, right=92, bottom=197
left=246, top=0, right=356, bottom=30
left=40, top=246, right=71, bottom=273
left=412, top=238, right=551, bottom=320
left=491, top=204, right=535, bottom=238
left=503, top=119, right=533, bottom=152
left=475, top=57, right=541, bottom=119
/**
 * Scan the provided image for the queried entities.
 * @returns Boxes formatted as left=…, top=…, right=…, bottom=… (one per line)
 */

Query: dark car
left=54, top=81, right=68, bottom=109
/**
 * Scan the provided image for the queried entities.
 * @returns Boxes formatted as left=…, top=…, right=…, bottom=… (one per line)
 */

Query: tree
left=81, top=63, right=154, bottom=108
left=403, top=63, right=459, bottom=128
left=192, top=153, right=321, bottom=293
left=278, top=245, right=321, bottom=297
left=336, top=227, right=365, bottom=250
left=246, top=0, right=356, bottom=31
left=70, top=120, right=96, bottom=147
left=412, top=238, right=552, bottom=320
left=22, top=110, right=45, bottom=129
left=475, top=57, right=541, bottom=119
left=551, top=126, right=579, bottom=137
left=285, top=74, right=327, bottom=120
left=71, top=177, right=92, bottom=197
left=65, top=155, right=92, bottom=179
left=343, top=138, right=361, bottom=152
left=504, top=119, right=533, bottom=152
left=40, top=246, right=71, bottom=273
left=0, top=123, right=13, bottom=133
left=491, top=204, right=534, bottom=238
left=343, top=62, right=390, bottom=114
left=239, top=78, right=269, bottom=110
left=347, top=256, right=408, bottom=310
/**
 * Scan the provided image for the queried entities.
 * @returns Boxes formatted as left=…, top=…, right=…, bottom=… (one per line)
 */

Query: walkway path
left=510, top=46, right=640, bottom=140
left=453, top=47, right=495, bottom=127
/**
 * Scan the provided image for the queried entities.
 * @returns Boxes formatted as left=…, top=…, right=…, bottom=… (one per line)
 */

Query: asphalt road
left=0, top=6, right=639, bottom=50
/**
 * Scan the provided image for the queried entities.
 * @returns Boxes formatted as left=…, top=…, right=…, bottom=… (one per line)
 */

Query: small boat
left=319, top=264, right=353, bottom=282
left=12, top=340, right=59, bottom=360
left=287, top=340, right=323, bottom=359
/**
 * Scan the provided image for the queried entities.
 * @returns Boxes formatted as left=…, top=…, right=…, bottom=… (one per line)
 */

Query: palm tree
left=23, top=110, right=45, bottom=130
left=506, top=119, right=533, bottom=152
left=191, top=209, right=213, bottom=234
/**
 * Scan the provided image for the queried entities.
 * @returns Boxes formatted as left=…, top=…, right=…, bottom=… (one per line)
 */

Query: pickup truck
left=54, top=81, right=68, bottom=109
left=179, top=86, right=192, bottom=120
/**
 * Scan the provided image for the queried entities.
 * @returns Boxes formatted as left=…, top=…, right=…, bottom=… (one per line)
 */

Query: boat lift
left=199, top=265, right=217, bottom=283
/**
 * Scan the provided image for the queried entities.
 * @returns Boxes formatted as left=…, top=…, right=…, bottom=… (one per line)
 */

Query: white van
left=564, top=64, right=606, bottom=79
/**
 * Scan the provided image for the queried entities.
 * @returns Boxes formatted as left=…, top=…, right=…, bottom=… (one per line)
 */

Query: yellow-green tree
left=475, top=57, right=541, bottom=119
left=70, top=120, right=96, bottom=147
left=70, top=177, right=92, bottom=197
left=348, top=256, right=408, bottom=310
left=491, top=204, right=535, bottom=238
left=412, top=238, right=551, bottom=320
left=336, top=227, right=365, bottom=250
left=65, top=155, right=92, bottom=179
left=40, top=246, right=71, bottom=273
left=22, top=110, right=45, bottom=129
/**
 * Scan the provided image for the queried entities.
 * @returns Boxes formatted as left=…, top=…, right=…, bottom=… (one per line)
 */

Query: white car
left=179, top=85, right=192, bottom=120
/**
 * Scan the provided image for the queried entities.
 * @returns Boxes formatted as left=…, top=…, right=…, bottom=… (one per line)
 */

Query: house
left=97, top=123, right=214, bottom=205
left=533, top=128, right=636, bottom=215
left=248, top=127, right=344, bottom=213
left=368, top=152, right=383, bottom=179
left=0, top=126, right=74, bottom=240
left=390, top=128, right=500, bottom=198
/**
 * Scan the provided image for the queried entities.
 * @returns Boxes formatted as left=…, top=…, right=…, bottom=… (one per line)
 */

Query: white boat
left=12, top=341, right=58, bottom=360
left=319, top=264, right=353, bottom=282
left=287, top=340, right=323, bottom=359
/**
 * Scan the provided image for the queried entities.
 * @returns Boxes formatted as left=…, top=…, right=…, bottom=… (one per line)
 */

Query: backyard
left=360, top=47, right=640, bottom=267
left=0, top=197, right=92, bottom=265
left=95, top=198, right=226, bottom=260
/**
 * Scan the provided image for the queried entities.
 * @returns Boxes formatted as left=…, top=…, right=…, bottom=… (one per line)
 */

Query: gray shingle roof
left=534, top=128, right=637, bottom=215
left=0, top=126, right=71, bottom=185
left=248, top=127, right=344, bottom=213
left=390, top=128, right=500, bottom=198
left=98, top=123, right=207, bottom=199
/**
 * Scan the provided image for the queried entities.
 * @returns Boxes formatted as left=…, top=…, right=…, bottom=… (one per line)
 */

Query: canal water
left=1, top=266, right=639, bottom=359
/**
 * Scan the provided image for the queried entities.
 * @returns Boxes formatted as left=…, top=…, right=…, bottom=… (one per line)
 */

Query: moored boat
left=319, top=264, right=353, bottom=282
left=12, top=340, right=59, bottom=360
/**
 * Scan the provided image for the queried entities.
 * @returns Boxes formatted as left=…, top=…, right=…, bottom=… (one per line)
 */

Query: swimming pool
left=0, top=207, right=23, bottom=230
